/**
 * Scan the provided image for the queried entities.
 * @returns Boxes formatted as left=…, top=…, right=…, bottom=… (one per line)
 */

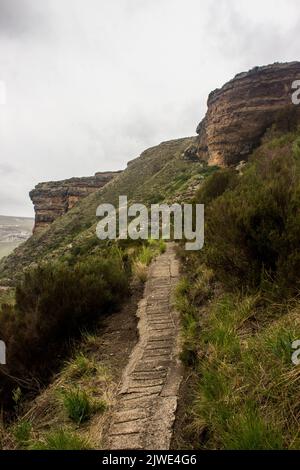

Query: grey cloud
left=0, top=162, right=16, bottom=175
left=0, top=0, right=46, bottom=36
left=0, top=0, right=299, bottom=217
left=205, top=0, right=300, bottom=68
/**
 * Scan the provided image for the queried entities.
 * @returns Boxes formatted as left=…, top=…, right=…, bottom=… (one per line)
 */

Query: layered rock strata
left=195, top=62, right=300, bottom=166
left=30, top=171, right=121, bottom=231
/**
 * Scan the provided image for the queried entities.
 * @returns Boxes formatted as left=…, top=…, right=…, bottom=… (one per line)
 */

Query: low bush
left=196, top=132, right=300, bottom=295
left=0, top=250, right=130, bottom=407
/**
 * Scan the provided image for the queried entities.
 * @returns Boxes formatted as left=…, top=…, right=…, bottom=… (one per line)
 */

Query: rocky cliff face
left=195, top=62, right=300, bottom=166
left=30, top=171, right=121, bottom=231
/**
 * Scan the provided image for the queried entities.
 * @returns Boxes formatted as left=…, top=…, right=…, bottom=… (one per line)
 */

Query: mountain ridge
left=2, top=61, right=300, bottom=281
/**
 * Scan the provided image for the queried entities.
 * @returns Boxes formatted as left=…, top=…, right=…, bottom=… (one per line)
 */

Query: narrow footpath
left=107, top=243, right=183, bottom=449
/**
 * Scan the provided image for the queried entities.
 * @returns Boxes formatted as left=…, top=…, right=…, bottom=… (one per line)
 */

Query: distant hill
left=0, top=216, right=34, bottom=260
left=3, top=61, right=300, bottom=280
left=0, top=137, right=207, bottom=279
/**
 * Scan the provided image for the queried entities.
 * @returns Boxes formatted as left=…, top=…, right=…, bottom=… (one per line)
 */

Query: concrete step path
left=107, top=243, right=183, bottom=449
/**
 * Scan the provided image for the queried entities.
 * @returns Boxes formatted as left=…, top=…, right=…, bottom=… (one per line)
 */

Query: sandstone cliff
left=195, top=61, right=300, bottom=166
left=30, top=171, right=122, bottom=231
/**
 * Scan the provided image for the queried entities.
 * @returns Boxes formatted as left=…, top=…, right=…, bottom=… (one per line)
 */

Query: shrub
left=195, top=168, right=237, bottom=205
left=196, top=133, right=300, bottom=295
left=0, top=250, right=130, bottom=407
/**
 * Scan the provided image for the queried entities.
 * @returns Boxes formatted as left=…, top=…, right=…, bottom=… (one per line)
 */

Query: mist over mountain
left=0, top=215, right=33, bottom=259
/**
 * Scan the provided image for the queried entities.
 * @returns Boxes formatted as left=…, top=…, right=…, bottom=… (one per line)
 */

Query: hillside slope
left=173, top=128, right=300, bottom=449
left=0, top=137, right=206, bottom=281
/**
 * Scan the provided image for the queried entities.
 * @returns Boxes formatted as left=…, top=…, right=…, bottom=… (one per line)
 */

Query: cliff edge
left=195, top=61, right=300, bottom=166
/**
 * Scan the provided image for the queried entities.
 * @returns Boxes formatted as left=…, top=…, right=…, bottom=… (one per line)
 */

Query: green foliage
left=195, top=167, right=237, bottom=205
left=196, top=132, right=300, bottom=295
left=176, top=247, right=300, bottom=449
left=93, top=399, right=107, bottom=414
left=61, top=387, right=107, bottom=425
left=220, top=407, right=284, bottom=450
left=132, top=260, right=148, bottom=283
left=62, top=389, right=93, bottom=424
left=148, top=238, right=166, bottom=254
left=137, top=246, right=154, bottom=266
left=69, top=236, right=100, bottom=258
left=13, top=420, right=32, bottom=447
left=12, top=387, right=22, bottom=406
left=65, top=353, right=97, bottom=379
left=0, top=137, right=197, bottom=279
left=0, top=250, right=130, bottom=406
left=31, top=428, right=91, bottom=450
left=175, top=278, right=198, bottom=365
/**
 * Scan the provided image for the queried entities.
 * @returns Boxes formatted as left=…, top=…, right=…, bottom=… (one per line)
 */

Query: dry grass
left=4, top=334, right=118, bottom=450
left=132, top=260, right=148, bottom=283
left=176, top=267, right=300, bottom=449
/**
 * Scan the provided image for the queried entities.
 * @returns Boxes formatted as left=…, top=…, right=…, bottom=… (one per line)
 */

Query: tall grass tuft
left=31, top=428, right=91, bottom=450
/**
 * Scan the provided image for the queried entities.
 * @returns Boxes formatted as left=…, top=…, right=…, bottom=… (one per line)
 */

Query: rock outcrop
left=30, top=171, right=122, bottom=231
left=196, top=61, right=300, bottom=166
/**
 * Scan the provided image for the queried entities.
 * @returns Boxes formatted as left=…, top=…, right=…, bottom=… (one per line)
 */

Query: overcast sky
left=0, top=0, right=300, bottom=216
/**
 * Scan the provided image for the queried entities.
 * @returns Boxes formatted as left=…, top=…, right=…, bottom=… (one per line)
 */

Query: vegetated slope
left=174, top=127, right=300, bottom=450
left=0, top=137, right=207, bottom=281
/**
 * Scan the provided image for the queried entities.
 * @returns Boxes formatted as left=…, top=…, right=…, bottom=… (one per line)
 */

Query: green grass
left=175, top=278, right=198, bottom=366
left=158, top=239, right=167, bottom=253
left=148, top=238, right=166, bottom=254
left=132, top=239, right=167, bottom=283
left=13, top=421, right=32, bottom=447
left=65, top=354, right=97, bottom=379
left=138, top=246, right=154, bottom=266
left=93, top=399, right=107, bottom=414
left=61, top=389, right=93, bottom=424
left=61, top=387, right=107, bottom=425
left=220, top=407, right=284, bottom=450
left=174, top=133, right=300, bottom=456
left=30, top=429, right=91, bottom=450
left=177, top=133, right=300, bottom=450
left=176, top=265, right=300, bottom=448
